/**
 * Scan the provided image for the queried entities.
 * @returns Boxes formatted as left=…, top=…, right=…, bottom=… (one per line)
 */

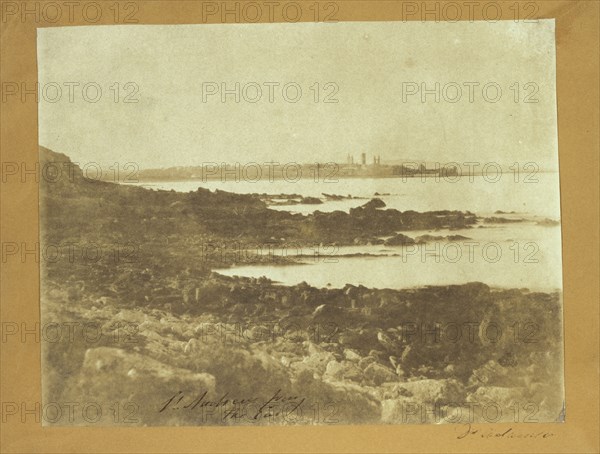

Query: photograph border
left=1, top=1, right=598, bottom=452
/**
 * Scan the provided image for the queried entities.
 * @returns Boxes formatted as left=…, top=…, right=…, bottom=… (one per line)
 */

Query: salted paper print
left=38, top=21, right=563, bottom=426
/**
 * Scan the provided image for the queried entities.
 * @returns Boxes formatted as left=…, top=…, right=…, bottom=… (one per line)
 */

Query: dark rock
left=446, top=235, right=471, bottom=241
left=361, top=198, right=386, bottom=210
left=384, top=234, right=416, bottom=246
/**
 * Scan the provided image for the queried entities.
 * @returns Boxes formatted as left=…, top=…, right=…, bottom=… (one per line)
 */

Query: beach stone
left=358, top=356, right=377, bottom=370
left=395, top=379, right=464, bottom=405
left=343, top=349, right=361, bottom=362
left=364, top=362, right=397, bottom=385
left=324, top=360, right=363, bottom=382
left=291, top=342, right=336, bottom=377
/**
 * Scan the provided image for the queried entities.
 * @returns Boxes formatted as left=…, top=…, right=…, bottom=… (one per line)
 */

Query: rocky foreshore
left=39, top=147, right=564, bottom=426
left=42, top=275, right=563, bottom=426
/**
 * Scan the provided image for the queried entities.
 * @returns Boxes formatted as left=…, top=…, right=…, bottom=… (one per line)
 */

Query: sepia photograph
left=35, top=20, right=566, bottom=427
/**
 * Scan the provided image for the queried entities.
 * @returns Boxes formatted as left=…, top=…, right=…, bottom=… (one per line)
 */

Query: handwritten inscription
left=457, top=424, right=556, bottom=439
left=158, top=389, right=338, bottom=424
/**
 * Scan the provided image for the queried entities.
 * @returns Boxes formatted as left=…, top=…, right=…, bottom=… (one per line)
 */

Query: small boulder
left=364, top=362, right=398, bottom=385
left=324, top=360, right=363, bottom=382
left=361, top=198, right=386, bottom=210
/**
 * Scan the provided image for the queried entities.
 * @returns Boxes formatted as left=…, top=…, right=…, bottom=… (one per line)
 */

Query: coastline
left=39, top=146, right=564, bottom=426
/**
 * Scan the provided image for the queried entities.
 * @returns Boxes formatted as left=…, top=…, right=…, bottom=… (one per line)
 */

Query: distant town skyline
left=38, top=21, right=558, bottom=170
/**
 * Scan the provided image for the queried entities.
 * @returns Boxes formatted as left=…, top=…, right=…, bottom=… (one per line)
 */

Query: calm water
left=131, top=172, right=561, bottom=218
left=128, top=174, right=563, bottom=290
left=214, top=223, right=562, bottom=291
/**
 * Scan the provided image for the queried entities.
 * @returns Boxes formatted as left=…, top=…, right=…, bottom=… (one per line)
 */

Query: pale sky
left=38, top=21, right=558, bottom=169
